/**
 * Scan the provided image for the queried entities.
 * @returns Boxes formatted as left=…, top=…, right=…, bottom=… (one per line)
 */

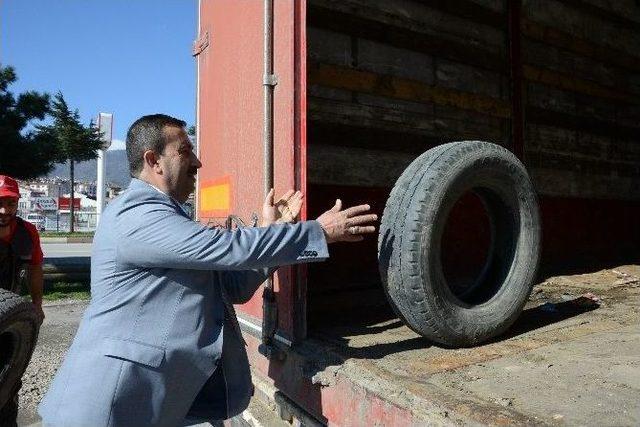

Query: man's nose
left=192, top=154, right=202, bottom=169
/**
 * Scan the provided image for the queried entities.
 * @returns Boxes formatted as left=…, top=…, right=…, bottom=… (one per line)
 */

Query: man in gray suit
left=38, top=114, right=376, bottom=426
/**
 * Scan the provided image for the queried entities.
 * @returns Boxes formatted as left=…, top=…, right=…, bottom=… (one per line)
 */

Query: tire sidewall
left=379, top=142, right=464, bottom=328
left=0, top=290, right=39, bottom=408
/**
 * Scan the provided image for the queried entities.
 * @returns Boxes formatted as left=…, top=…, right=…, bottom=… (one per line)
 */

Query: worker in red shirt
left=0, top=174, right=45, bottom=426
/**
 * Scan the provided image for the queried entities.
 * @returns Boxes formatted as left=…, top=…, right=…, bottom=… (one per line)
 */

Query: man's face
left=158, top=126, right=202, bottom=203
left=0, top=197, right=18, bottom=227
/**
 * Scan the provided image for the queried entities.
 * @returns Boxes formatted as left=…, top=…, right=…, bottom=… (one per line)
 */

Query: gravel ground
left=17, top=300, right=88, bottom=426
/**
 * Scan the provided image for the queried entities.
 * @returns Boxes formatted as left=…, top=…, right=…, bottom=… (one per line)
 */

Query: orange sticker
left=200, top=176, right=232, bottom=217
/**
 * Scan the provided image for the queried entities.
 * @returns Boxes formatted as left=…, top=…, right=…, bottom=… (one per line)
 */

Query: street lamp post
left=96, top=113, right=113, bottom=226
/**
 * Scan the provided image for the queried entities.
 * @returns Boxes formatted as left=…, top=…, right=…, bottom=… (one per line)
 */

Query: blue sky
left=1, top=0, right=197, bottom=150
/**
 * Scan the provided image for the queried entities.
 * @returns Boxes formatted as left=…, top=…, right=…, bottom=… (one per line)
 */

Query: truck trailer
left=194, top=0, right=640, bottom=425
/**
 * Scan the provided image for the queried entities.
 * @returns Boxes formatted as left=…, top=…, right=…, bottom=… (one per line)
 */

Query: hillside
left=47, top=149, right=131, bottom=188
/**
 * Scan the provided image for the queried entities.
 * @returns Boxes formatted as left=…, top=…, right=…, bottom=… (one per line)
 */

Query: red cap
left=0, top=175, right=20, bottom=199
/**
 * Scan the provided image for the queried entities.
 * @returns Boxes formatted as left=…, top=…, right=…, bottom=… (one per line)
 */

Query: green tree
left=37, top=93, right=104, bottom=232
left=0, top=64, right=56, bottom=178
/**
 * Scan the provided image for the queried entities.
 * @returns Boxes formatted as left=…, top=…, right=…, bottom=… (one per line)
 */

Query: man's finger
left=347, top=214, right=378, bottom=226
left=343, top=204, right=371, bottom=217
left=330, top=199, right=342, bottom=212
left=264, top=188, right=275, bottom=207
left=347, top=225, right=376, bottom=235
left=289, top=195, right=303, bottom=210
left=279, top=189, right=295, bottom=202
left=344, top=234, right=365, bottom=242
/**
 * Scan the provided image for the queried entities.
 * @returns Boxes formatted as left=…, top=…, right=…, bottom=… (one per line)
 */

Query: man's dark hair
left=126, top=114, right=186, bottom=177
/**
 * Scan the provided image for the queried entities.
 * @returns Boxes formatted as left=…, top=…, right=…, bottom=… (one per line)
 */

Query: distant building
left=22, top=178, right=70, bottom=198
left=15, top=177, right=124, bottom=231
left=28, top=182, right=49, bottom=195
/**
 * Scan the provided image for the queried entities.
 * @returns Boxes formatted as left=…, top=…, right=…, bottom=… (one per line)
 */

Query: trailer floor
left=297, top=265, right=640, bottom=426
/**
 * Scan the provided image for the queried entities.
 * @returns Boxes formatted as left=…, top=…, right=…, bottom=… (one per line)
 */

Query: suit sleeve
left=219, top=269, right=272, bottom=304
left=115, top=200, right=328, bottom=270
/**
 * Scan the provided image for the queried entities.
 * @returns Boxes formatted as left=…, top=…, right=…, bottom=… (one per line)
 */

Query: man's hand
left=316, top=199, right=377, bottom=243
left=262, top=188, right=304, bottom=226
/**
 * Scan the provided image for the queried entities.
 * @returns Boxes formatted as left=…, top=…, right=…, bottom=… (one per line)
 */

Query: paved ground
left=17, top=301, right=88, bottom=426
left=41, top=243, right=92, bottom=258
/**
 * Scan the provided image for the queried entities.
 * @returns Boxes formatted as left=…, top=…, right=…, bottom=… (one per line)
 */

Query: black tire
left=0, top=289, right=39, bottom=409
left=378, top=142, right=464, bottom=329
left=378, top=141, right=541, bottom=347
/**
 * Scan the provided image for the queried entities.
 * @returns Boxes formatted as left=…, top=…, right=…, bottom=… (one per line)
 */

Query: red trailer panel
left=196, top=0, right=306, bottom=340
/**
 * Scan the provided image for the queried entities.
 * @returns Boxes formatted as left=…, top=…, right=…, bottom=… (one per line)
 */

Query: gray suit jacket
left=38, top=178, right=328, bottom=426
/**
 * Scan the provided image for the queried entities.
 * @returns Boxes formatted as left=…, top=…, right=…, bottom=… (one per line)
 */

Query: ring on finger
left=349, top=226, right=358, bottom=234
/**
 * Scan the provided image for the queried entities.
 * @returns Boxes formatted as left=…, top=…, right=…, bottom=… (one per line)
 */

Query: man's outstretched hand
left=316, top=199, right=377, bottom=243
left=262, top=188, right=304, bottom=226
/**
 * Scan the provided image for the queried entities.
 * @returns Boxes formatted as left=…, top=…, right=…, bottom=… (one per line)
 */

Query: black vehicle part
left=378, top=141, right=541, bottom=347
left=0, top=289, right=39, bottom=409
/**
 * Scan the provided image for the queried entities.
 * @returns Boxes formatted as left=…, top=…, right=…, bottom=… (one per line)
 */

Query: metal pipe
left=263, top=0, right=274, bottom=195
left=195, top=0, right=202, bottom=221
left=261, top=0, right=279, bottom=356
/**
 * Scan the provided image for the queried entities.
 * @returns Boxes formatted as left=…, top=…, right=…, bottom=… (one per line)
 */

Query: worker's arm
left=29, top=264, right=45, bottom=323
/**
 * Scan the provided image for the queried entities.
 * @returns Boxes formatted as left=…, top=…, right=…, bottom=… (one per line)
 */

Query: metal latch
left=263, top=74, right=278, bottom=86
left=192, top=31, right=210, bottom=57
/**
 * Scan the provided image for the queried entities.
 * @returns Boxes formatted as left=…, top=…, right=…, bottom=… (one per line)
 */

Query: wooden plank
left=523, top=64, right=640, bottom=104
left=522, top=18, right=640, bottom=73
left=307, top=144, right=417, bottom=186
left=527, top=150, right=640, bottom=178
left=530, top=167, right=640, bottom=200
left=308, top=62, right=512, bottom=118
left=308, top=97, right=506, bottom=147
left=310, top=0, right=506, bottom=48
left=526, top=106, right=639, bottom=140
left=308, top=96, right=507, bottom=144
left=525, top=123, right=608, bottom=160
left=560, top=0, right=639, bottom=30
left=413, top=0, right=506, bottom=28
left=523, top=0, right=640, bottom=56
left=307, top=5, right=506, bottom=73
left=308, top=121, right=441, bottom=154
left=308, top=95, right=437, bottom=135
left=523, top=39, right=640, bottom=96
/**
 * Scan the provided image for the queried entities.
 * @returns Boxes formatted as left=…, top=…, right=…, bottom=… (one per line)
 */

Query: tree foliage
left=37, top=92, right=104, bottom=164
left=36, top=92, right=104, bottom=232
left=0, top=64, right=56, bottom=179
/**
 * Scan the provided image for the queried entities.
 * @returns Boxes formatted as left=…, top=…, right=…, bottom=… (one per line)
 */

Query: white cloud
left=107, top=138, right=126, bottom=151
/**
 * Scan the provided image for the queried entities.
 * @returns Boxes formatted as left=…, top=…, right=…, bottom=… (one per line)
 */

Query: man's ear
left=142, top=150, right=162, bottom=174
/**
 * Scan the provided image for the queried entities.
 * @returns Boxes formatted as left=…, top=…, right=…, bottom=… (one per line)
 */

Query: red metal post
left=508, top=0, right=524, bottom=160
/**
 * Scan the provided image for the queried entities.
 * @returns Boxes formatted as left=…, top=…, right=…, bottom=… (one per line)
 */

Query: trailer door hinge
left=192, top=31, right=210, bottom=57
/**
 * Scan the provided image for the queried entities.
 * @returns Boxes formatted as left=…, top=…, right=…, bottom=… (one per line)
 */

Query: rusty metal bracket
left=250, top=212, right=259, bottom=227
left=225, top=214, right=246, bottom=229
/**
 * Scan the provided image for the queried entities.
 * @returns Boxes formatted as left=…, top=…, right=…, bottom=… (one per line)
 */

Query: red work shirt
left=0, top=218, right=44, bottom=266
